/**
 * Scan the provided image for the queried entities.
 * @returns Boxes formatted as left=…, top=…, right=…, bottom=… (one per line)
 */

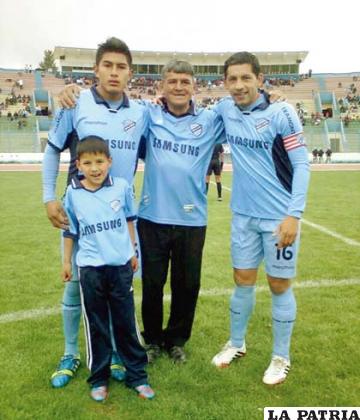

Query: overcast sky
left=1, top=0, right=359, bottom=74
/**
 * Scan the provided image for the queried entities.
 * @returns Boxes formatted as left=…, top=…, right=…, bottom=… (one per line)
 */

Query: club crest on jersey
left=190, top=123, right=203, bottom=137
left=142, top=195, right=150, bottom=205
left=122, top=119, right=136, bottom=132
left=296, top=133, right=306, bottom=145
left=255, top=118, right=270, bottom=132
left=110, top=200, right=121, bottom=212
left=183, top=204, right=194, bottom=213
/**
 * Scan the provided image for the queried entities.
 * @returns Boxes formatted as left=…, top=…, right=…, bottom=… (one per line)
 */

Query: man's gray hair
left=161, top=60, right=194, bottom=77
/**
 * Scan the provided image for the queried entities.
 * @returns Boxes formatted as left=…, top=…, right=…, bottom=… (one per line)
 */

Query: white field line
left=1, top=278, right=359, bottom=325
left=212, top=182, right=360, bottom=247
left=301, top=219, right=360, bottom=246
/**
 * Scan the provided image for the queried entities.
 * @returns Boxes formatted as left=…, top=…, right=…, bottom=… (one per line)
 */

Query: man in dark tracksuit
left=206, top=143, right=225, bottom=201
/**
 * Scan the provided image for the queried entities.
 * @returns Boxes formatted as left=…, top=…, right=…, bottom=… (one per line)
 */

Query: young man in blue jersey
left=42, top=37, right=148, bottom=388
left=211, top=52, right=310, bottom=385
left=137, top=60, right=225, bottom=363
left=62, top=136, right=154, bottom=401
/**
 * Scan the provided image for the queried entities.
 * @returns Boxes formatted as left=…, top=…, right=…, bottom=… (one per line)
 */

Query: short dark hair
left=76, top=136, right=110, bottom=159
left=161, top=60, right=194, bottom=78
left=95, top=37, right=132, bottom=67
left=224, top=52, right=261, bottom=77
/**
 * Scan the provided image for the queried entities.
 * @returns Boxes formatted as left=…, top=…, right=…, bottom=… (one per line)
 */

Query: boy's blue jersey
left=48, top=86, right=148, bottom=185
left=214, top=94, right=310, bottom=219
left=138, top=103, right=224, bottom=226
left=63, top=175, right=136, bottom=267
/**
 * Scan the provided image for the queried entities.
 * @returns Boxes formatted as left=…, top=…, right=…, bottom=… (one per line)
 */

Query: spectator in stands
left=314, top=112, right=322, bottom=126
left=325, top=148, right=332, bottom=163
left=312, top=148, right=318, bottom=163
left=343, top=114, right=351, bottom=127
left=318, top=148, right=324, bottom=163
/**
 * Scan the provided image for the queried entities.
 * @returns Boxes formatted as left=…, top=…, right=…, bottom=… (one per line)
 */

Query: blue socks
left=272, top=287, right=296, bottom=361
left=62, top=280, right=82, bottom=356
left=230, top=285, right=256, bottom=348
left=229, top=284, right=296, bottom=360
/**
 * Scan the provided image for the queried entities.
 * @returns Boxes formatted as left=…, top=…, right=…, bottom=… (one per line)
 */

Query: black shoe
left=168, top=346, right=186, bottom=364
left=146, top=344, right=162, bottom=363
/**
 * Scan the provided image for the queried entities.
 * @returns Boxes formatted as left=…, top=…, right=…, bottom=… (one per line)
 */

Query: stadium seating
left=1, top=68, right=359, bottom=154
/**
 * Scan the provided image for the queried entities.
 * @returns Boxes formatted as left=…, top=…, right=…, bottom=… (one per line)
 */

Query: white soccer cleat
left=211, top=341, right=246, bottom=368
left=262, top=356, right=290, bottom=385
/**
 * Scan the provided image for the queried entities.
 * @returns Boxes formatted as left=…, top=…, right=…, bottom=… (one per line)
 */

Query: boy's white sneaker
left=262, top=356, right=290, bottom=385
left=211, top=341, right=246, bottom=368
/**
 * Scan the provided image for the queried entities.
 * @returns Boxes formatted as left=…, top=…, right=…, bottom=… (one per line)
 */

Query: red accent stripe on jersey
left=283, top=131, right=305, bottom=151
left=286, top=143, right=305, bottom=151
left=283, top=131, right=302, bottom=141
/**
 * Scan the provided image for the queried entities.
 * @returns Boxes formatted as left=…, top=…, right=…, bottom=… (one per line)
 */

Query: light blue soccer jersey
left=138, top=103, right=224, bottom=226
left=214, top=94, right=310, bottom=219
left=47, top=86, right=148, bottom=185
left=63, top=176, right=136, bottom=267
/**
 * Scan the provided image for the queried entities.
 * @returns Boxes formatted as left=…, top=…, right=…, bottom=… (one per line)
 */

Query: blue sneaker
left=51, top=354, right=81, bottom=388
left=90, top=385, right=108, bottom=402
left=134, top=384, right=155, bottom=400
left=110, top=352, right=126, bottom=382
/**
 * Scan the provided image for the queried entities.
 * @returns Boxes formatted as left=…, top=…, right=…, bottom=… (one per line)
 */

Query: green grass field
left=0, top=170, right=359, bottom=420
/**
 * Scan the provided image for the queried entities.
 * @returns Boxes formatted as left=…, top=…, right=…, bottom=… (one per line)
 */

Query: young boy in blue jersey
left=211, top=52, right=310, bottom=385
left=42, top=37, right=148, bottom=388
left=62, top=136, right=154, bottom=401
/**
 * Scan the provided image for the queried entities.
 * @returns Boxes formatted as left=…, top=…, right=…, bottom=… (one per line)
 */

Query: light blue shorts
left=231, top=213, right=300, bottom=279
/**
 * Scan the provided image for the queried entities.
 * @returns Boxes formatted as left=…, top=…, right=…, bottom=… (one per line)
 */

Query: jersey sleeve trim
left=47, top=140, right=63, bottom=152
left=283, top=132, right=306, bottom=152
left=63, top=230, right=78, bottom=240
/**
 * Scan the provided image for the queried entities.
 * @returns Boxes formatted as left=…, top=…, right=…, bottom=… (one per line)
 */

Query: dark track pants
left=137, top=218, right=206, bottom=348
left=79, top=263, right=147, bottom=388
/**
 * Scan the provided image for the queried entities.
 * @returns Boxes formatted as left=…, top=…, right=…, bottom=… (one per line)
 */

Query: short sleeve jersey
left=138, top=103, right=224, bottom=226
left=48, top=87, right=148, bottom=185
left=63, top=175, right=136, bottom=267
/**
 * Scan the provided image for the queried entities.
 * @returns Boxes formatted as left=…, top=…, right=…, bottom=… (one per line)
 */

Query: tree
left=39, top=50, right=56, bottom=72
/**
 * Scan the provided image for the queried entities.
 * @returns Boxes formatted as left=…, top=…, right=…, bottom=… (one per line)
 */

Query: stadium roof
left=53, top=47, right=308, bottom=67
